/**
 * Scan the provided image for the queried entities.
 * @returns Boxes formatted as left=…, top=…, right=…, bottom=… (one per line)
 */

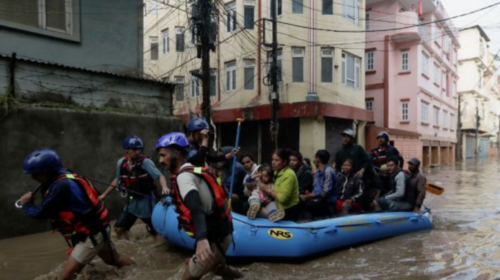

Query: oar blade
left=426, top=183, right=444, bottom=195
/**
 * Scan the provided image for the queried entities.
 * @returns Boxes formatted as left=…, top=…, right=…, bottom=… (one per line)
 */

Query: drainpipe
left=383, top=35, right=390, bottom=128
left=306, top=0, right=318, bottom=102
left=257, top=0, right=262, bottom=98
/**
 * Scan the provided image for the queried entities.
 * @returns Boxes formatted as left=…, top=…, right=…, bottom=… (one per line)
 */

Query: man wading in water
left=156, top=132, right=243, bottom=280
left=17, top=149, right=133, bottom=280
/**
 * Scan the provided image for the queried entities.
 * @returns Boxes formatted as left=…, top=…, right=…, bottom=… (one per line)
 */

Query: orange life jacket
left=170, top=166, right=231, bottom=238
left=119, top=155, right=155, bottom=195
left=44, top=173, right=110, bottom=246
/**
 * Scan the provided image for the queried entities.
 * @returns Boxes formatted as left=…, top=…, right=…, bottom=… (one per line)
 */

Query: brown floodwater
left=2, top=158, right=500, bottom=280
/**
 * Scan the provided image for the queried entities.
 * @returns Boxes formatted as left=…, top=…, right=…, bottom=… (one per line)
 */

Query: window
left=244, top=1, right=255, bottom=29
left=342, top=52, right=361, bottom=88
left=442, top=71, right=447, bottom=93
left=191, top=76, right=200, bottom=98
left=162, top=29, right=169, bottom=54
left=0, top=0, right=78, bottom=39
left=480, top=39, right=485, bottom=59
left=175, top=77, right=185, bottom=101
left=271, top=0, right=282, bottom=16
left=321, top=48, right=334, bottom=83
left=292, top=47, right=305, bottom=82
left=450, top=114, right=455, bottom=130
left=244, top=59, right=256, bottom=90
left=323, top=0, right=333, bottom=15
left=443, top=111, right=448, bottom=129
left=433, top=107, right=439, bottom=126
left=433, top=63, right=440, bottom=84
left=366, top=100, right=373, bottom=111
left=176, top=27, right=185, bottom=52
left=478, top=70, right=483, bottom=89
left=343, top=0, right=360, bottom=25
left=210, top=70, right=217, bottom=96
left=421, top=53, right=429, bottom=76
left=401, top=51, right=409, bottom=72
left=292, top=0, right=303, bottom=14
left=401, top=101, right=409, bottom=121
left=191, top=25, right=197, bottom=45
left=150, top=36, right=159, bottom=60
left=366, top=12, right=371, bottom=30
left=226, top=2, right=237, bottom=32
left=366, top=51, right=375, bottom=71
left=268, top=50, right=283, bottom=82
left=225, top=61, right=237, bottom=92
left=421, top=102, right=429, bottom=122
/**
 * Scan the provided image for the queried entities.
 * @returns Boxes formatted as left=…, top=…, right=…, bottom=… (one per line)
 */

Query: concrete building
left=365, top=0, right=459, bottom=167
left=457, top=26, right=500, bottom=159
left=144, top=0, right=373, bottom=162
left=0, top=0, right=145, bottom=75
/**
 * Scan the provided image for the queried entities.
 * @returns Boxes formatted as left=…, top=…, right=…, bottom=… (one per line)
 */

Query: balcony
left=369, top=11, right=430, bottom=43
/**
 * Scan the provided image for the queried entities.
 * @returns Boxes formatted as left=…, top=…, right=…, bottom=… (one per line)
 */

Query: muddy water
left=2, top=158, right=500, bottom=280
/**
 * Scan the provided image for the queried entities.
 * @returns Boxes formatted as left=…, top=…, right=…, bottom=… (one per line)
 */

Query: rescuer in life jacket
left=156, top=132, right=243, bottom=280
left=17, top=149, right=134, bottom=280
left=186, top=117, right=239, bottom=166
left=369, top=131, right=404, bottom=169
left=99, top=135, right=169, bottom=241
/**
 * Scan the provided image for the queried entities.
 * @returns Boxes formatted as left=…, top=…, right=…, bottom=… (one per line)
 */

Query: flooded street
left=2, top=158, right=500, bottom=280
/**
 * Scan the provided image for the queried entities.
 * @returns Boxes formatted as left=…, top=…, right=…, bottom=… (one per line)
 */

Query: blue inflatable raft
left=152, top=201, right=432, bottom=258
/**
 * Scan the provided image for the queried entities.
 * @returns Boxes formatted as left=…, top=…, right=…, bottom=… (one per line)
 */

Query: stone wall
left=0, top=107, right=183, bottom=239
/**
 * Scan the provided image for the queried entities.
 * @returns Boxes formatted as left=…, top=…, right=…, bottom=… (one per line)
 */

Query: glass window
left=225, top=61, right=237, bottom=91
left=161, top=29, right=169, bottom=54
left=150, top=36, right=159, bottom=60
left=244, top=59, right=256, bottom=90
left=191, top=76, right=200, bottom=97
left=401, top=101, right=409, bottom=121
left=401, top=51, right=409, bottom=71
left=366, top=51, right=375, bottom=71
left=321, top=48, right=334, bottom=83
left=292, top=0, right=303, bottom=14
left=292, top=47, right=305, bottom=83
left=433, top=107, right=439, bottom=126
left=343, top=0, right=360, bottom=25
left=244, top=1, right=255, bottom=29
left=210, top=70, right=217, bottom=96
left=226, top=2, right=237, bottom=32
left=366, top=100, right=373, bottom=111
left=421, top=102, right=429, bottom=122
left=175, top=76, right=184, bottom=101
left=176, top=27, right=185, bottom=52
left=342, top=52, right=361, bottom=88
left=323, top=0, right=333, bottom=15
left=422, top=53, right=429, bottom=76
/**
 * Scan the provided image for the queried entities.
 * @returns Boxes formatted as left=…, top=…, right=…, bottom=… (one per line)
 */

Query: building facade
left=365, top=0, right=459, bottom=167
left=144, top=0, right=373, bottom=162
left=457, top=26, right=500, bottom=159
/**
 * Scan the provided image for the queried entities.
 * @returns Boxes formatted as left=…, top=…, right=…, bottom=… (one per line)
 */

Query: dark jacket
left=220, top=146, right=246, bottom=199
left=370, top=145, right=403, bottom=168
left=407, top=170, right=426, bottom=208
left=296, top=164, right=314, bottom=195
left=188, top=142, right=227, bottom=167
left=334, top=143, right=369, bottom=174
left=336, top=171, right=364, bottom=202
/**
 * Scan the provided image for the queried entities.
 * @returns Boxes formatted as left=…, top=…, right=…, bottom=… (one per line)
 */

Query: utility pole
left=456, top=93, right=462, bottom=161
left=193, top=0, right=215, bottom=124
left=475, top=101, right=480, bottom=157
left=270, top=0, right=280, bottom=149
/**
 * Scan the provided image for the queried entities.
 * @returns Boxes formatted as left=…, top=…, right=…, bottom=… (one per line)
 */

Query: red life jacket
left=44, top=173, right=110, bottom=246
left=119, top=155, right=155, bottom=195
left=170, top=166, right=232, bottom=239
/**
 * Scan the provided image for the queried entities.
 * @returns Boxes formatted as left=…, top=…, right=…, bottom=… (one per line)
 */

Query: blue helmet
left=23, top=149, right=62, bottom=174
left=377, top=131, right=390, bottom=140
left=187, top=117, right=209, bottom=133
left=123, top=135, right=144, bottom=150
left=156, top=132, right=189, bottom=150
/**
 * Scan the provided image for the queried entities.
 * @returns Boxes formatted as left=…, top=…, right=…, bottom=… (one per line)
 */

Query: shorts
left=376, top=198, right=412, bottom=211
left=188, top=235, right=231, bottom=278
left=115, top=211, right=157, bottom=235
left=71, top=227, right=118, bottom=265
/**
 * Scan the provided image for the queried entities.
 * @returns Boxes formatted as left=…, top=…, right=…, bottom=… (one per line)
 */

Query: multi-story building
left=457, top=26, right=500, bottom=158
left=365, top=0, right=459, bottom=167
left=144, top=0, right=373, bottom=162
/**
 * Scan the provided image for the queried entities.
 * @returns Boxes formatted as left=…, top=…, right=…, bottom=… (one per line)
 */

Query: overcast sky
left=441, top=0, right=500, bottom=53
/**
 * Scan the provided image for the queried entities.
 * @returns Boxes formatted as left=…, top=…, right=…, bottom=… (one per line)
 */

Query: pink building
left=365, top=0, right=459, bottom=167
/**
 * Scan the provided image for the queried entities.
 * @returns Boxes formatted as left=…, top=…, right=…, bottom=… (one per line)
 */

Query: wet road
left=2, top=158, right=500, bottom=280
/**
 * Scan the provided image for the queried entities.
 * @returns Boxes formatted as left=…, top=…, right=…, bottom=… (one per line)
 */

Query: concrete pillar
left=299, top=116, right=326, bottom=158
left=357, top=121, right=367, bottom=148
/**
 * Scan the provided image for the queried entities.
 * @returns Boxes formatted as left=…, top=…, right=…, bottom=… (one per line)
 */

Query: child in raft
left=336, top=159, right=364, bottom=215
left=246, top=165, right=285, bottom=222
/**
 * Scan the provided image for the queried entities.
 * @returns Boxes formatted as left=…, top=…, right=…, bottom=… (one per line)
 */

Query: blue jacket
left=312, top=166, right=337, bottom=204
left=23, top=169, right=91, bottom=219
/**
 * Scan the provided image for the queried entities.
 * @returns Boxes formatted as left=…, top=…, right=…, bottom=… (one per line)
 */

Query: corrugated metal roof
left=0, top=53, right=171, bottom=86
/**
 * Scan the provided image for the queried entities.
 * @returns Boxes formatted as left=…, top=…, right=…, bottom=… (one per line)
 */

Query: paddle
left=426, top=183, right=444, bottom=195
left=228, top=118, right=244, bottom=208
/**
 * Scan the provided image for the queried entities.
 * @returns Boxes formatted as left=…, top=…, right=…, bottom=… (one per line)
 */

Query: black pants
left=115, top=211, right=157, bottom=236
left=284, top=203, right=302, bottom=221
left=303, top=198, right=330, bottom=218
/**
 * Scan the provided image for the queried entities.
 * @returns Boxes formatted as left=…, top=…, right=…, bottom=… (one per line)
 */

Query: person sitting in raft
left=336, top=159, right=364, bottom=215
left=407, top=158, right=427, bottom=214
left=372, top=158, right=412, bottom=212
left=300, top=150, right=337, bottom=218
left=246, top=165, right=285, bottom=222
left=218, top=146, right=247, bottom=214
left=259, top=149, right=301, bottom=221
left=242, top=154, right=260, bottom=199
left=303, top=158, right=315, bottom=176
left=290, top=151, right=314, bottom=195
